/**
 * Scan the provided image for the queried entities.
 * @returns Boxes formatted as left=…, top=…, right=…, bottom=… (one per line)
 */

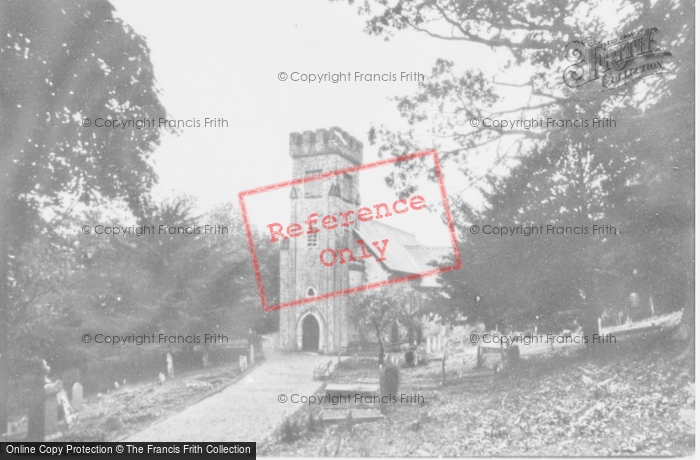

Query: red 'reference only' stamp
left=239, top=129, right=461, bottom=312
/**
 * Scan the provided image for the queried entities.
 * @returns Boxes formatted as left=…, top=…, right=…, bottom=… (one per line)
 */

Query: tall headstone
left=249, top=344, right=255, bottom=366
left=56, top=387, right=74, bottom=426
left=166, top=352, right=174, bottom=379
left=71, top=383, right=83, bottom=412
left=379, top=364, right=400, bottom=415
left=43, top=380, right=63, bottom=441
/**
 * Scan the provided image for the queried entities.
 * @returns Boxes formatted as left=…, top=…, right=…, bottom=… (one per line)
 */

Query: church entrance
left=301, top=315, right=320, bottom=352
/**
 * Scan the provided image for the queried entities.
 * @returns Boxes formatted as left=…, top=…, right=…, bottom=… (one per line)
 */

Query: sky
left=109, top=0, right=505, bottom=246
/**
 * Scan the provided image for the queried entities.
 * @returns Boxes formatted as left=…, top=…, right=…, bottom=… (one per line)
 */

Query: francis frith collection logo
left=563, top=28, right=672, bottom=91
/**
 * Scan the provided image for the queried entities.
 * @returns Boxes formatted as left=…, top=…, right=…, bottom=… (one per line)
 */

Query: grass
left=56, top=360, right=259, bottom=441
left=259, top=327, right=694, bottom=457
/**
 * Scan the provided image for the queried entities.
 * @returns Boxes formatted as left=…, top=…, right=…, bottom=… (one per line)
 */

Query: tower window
left=305, top=170, right=322, bottom=196
left=307, top=232, right=319, bottom=247
left=306, top=286, right=317, bottom=297
left=342, top=173, right=353, bottom=201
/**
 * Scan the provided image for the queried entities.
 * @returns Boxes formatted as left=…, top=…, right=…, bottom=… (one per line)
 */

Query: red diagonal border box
left=238, top=149, right=462, bottom=312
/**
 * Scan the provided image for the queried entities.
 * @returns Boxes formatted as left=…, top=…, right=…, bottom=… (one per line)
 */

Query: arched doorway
left=301, top=315, right=320, bottom=352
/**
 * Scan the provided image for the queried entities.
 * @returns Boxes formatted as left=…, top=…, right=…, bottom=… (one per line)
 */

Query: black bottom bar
left=1, top=442, right=256, bottom=457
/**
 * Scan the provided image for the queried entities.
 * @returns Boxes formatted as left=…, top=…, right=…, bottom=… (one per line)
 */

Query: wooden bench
left=313, top=360, right=333, bottom=380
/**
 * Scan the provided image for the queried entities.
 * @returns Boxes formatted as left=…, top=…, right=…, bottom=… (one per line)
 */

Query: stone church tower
left=278, top=127, right=365, bottom=353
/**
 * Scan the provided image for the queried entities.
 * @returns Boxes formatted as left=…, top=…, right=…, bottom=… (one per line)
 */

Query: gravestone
left=43, top=380, right=63, bottom=441
left=249, top=344, right=255, bottom=366
left=507, top=344, right=520, bottom=364
left=71, top=383, right=83, bottom=412
left=158, top=372, right=166, bottom=385
left=238, top=355, right=244, bottom=372
left=166, top=352, right=175, bottom=379
left=404, top=350, right=415, bottom=367
left=379, top=364, right=400, bottom=415
left=56, top=387, right=74, bottom=427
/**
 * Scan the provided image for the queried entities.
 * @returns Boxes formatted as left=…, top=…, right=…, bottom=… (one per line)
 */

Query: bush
left=281, top=417, right=301, bottom=443
left=307, top=412, right=317, bottom=432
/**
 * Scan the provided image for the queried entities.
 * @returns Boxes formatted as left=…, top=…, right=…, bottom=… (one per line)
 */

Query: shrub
left=281, top=417, right=300, bottom=443
left=307, top=411, right=317, bottom=432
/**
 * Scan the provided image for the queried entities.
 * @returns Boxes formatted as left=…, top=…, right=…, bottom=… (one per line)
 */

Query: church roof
left=353, top=220, right=452, bottom=287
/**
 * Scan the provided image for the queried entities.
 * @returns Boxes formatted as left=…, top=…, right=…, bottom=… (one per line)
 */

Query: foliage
left=280, top=417, right=302, bottom=443
left=6, top=196, right=278, bottom=395
left=263, top=330, right=694, bottom=456
left=0, top=0, right=172, bottom=426
left=60, top=362, right=246, bottom=441
left=334, top=0, right=693, bottom=341
left=349, top=283, right=415, bottom=362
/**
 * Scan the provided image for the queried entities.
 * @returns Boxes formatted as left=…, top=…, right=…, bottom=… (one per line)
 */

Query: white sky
left=110, top=0, right=506, bottom=246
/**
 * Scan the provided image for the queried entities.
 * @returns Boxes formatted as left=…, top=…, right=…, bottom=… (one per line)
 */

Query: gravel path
left=125, top=350, right=334, bottom=442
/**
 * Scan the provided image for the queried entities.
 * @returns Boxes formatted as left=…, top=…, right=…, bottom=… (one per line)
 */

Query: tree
left=0, top=0, right=170, bottom=429
left=336, top=0, right=693, bottom=350
left=350, top=284, right=413, bottom=363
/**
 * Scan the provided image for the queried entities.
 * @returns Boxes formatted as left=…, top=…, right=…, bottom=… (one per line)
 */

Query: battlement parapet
left=290, top=127, right=363, bottom=164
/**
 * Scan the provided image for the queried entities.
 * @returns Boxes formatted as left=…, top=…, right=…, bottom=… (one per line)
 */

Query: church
left=277, top=127, right=450, bottom=354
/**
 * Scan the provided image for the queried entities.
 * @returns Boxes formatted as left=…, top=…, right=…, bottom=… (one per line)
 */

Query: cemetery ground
left=60, top=358, right=260, bottom=441
left=260, top=315, right=694, bottom=457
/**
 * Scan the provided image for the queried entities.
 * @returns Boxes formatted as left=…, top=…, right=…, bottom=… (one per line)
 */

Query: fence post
left=441, top=350, right=447, bottom=386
